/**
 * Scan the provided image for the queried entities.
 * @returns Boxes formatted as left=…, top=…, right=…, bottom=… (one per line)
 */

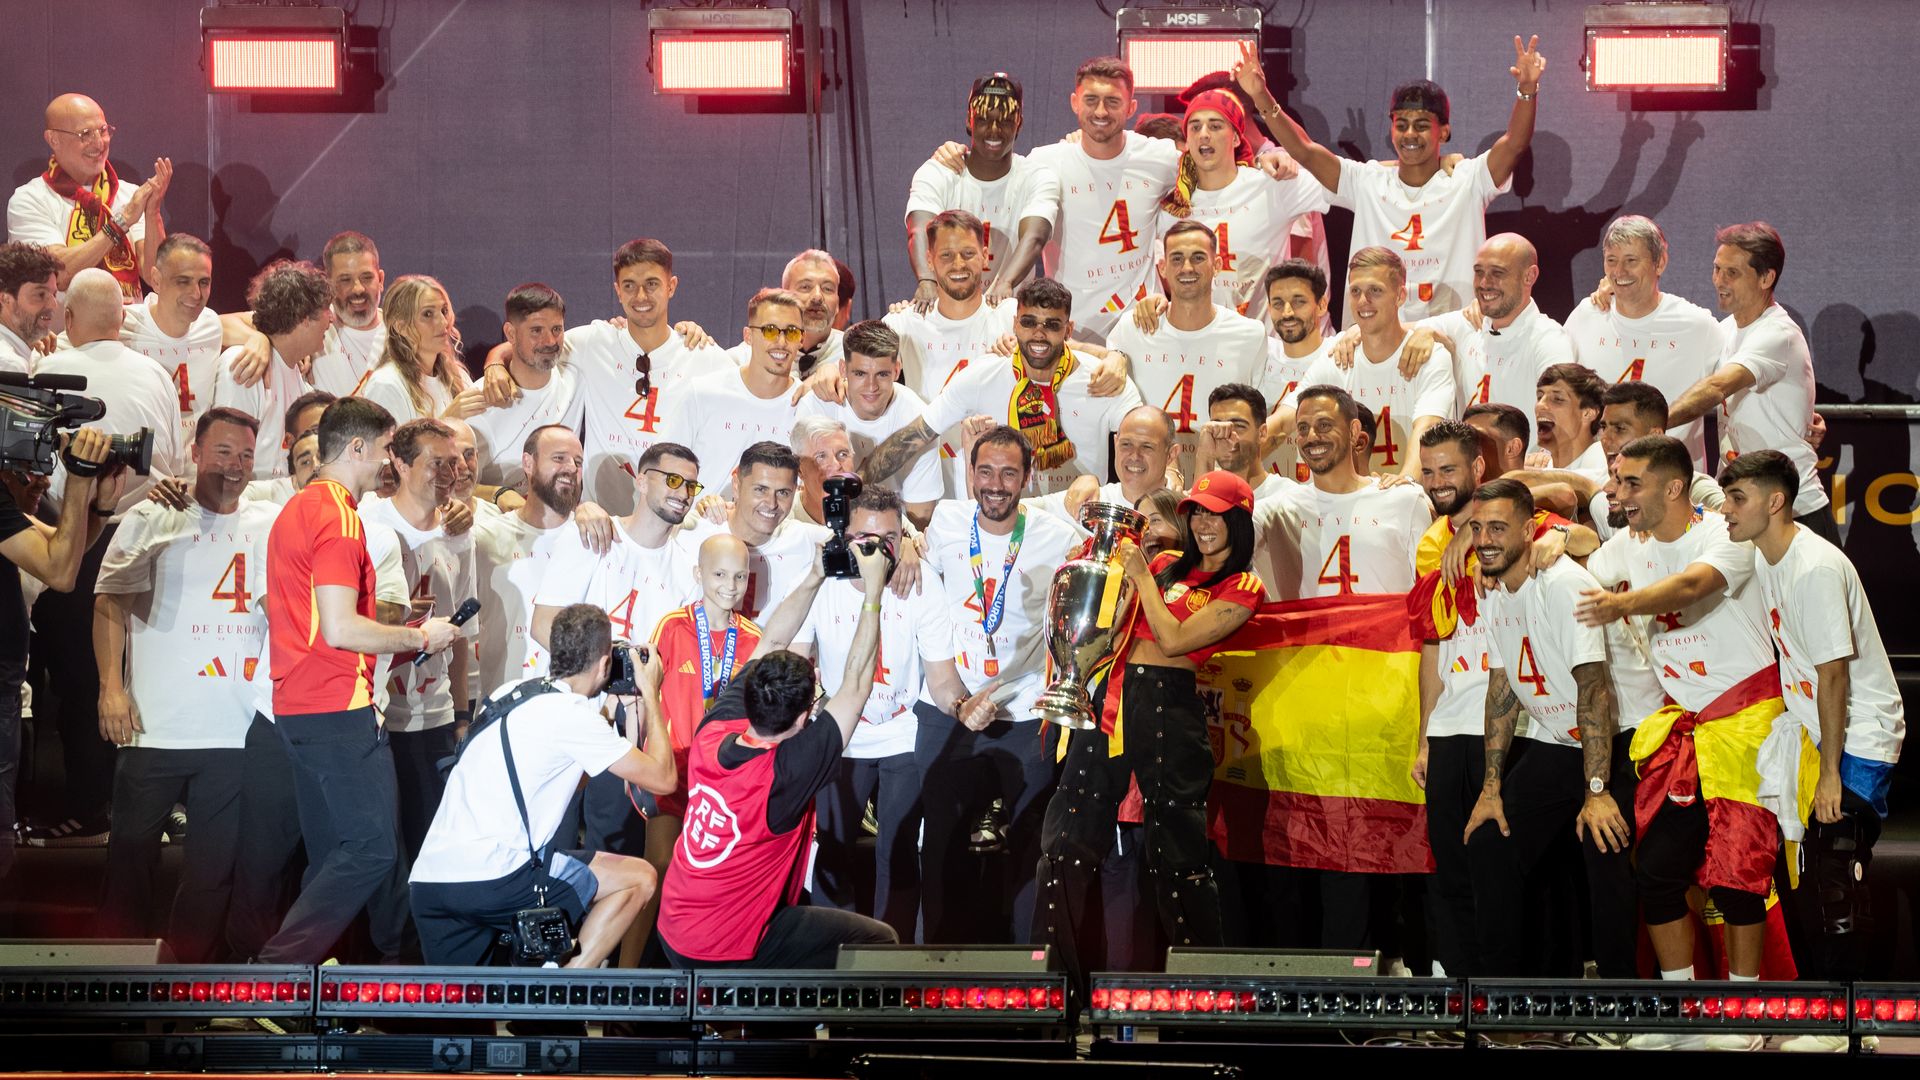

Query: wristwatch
left=1588, top=776, right=1606, bottom=795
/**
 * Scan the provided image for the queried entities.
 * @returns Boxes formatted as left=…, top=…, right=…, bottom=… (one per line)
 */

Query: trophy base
left=1033, top=688, right=1098, bottom=731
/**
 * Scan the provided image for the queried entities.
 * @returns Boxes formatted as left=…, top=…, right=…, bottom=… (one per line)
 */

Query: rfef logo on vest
left=681, top=784, right=742, bottom=868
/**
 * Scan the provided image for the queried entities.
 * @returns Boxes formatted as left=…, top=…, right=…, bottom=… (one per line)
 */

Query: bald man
left=1419, top=233, right=1574, bottom=444
left=1039, top=403, right=1177, bottom=530
left=8, top=94, right=171, bottom=297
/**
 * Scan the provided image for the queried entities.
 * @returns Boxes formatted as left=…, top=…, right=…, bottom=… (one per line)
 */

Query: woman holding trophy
left=1034, top=470, right=1265, bottom=991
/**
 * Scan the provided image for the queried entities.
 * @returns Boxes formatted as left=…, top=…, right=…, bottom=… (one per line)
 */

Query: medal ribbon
left=693, top=602, right=739, bottom=705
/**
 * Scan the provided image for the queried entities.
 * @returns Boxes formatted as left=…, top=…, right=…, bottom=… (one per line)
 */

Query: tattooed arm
left=860, top=416, right=938, bottom=486
left=1572, top=660, right=1631, bottom=853
left=1464, top=668, right=1522, bottom=842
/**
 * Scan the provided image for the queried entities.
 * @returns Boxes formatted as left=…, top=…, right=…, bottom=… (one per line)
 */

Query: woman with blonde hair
left=357, top=274, right=483, bottom=422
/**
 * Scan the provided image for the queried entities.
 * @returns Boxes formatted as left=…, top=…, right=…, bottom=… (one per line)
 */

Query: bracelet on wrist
left=1516, top=87, right=1538, bottom=101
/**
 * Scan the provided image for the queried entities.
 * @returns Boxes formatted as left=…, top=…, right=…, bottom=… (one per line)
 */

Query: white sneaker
left=1702, top=1033, right=1764, bottom=1051
left=1383, top=958, right=1412, bottom=977
left=1430, top=960, right=1448, bottom=978
left=1624, top=1031, right=1698, bottom=1050
left=1777, top=1034, right=1849, bottom=1053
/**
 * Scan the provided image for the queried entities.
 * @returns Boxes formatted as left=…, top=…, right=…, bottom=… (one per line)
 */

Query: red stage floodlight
left=649, top=8, right=794, bottom=95
left=1585, top=3, right=1729, bottom=91
left=1116, top=6, right=1261, bottom=96
left=201, top=6, right=347, bottom=95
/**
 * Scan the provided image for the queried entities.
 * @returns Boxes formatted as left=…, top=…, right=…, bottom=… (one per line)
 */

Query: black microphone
left=0, top=369, right=88, bottom=392
left=408, top=597, right=481, bottom=665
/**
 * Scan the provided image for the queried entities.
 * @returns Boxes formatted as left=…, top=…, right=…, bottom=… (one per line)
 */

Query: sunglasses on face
left=645, top=467, right=704, bottom=498
left=634, top=351, right=652, bottom=398
left=1016, top=315, right=1066, bottom=333
left=750, top=324, right=806, bottom=345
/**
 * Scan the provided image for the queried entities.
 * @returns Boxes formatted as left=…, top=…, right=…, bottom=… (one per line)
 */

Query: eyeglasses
left=1016, top=315, right=1066, bottom=333
left=749, top=323, right=805, bottom=345
left=634, top=351, right=652, bottom=398
left=48, top=124, right=115, bottom=146
left=644, top=467, right=704, bottom=498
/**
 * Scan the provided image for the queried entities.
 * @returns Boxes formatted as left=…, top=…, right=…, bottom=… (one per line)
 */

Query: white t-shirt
left=466, top=362, right=585, bottom=490
left=1424, top=300, right=1574, bottom=436
left=904, top=154, right=1062, bottom=280
left=532, top=523, right=698, bottom=647
left=210, top=344, right=307, bottom=479
left=681, top=516, right=832, bottom=624
left=1561, top=439, right=1609, bottom=483
left=884, top=301, right=1018, bottom=494
left=1422, top=520, right=1493, bottom=741
left=0, top=325, right=34, bottom=374
left=1289, top=336, right=1455, bottom=475
left=1258, top=336, right=1328, bottom=482
left=1590, top=473, right=1723, bottom=542
left=242, top=476, right=297, bottom=505
left=409, top=678, right=633, bottom=884
left=95, top=500, right=280, bottom=749
left=357, top=362, right=459, bottom=426
left=7, top=173, right=146, bottom=252
left=472, top=508, right=570, bottom=698
left=920, top=500, right=1080, bottom=721
left=308, top=319, right=386, bottom=399
left=1482, top=559, right=1664, bottom=746
left=1328, top=152, right=1511, bottom=322
left=358, top=496, right=478, bottom=732
left=1754, top=526, right=1904, bottom=764
left=569, top=321, right=733, bottom=515
left=1027, top=479, right=1124, bottom=534
left=1105, top=304, right=1270, bottom=475
left=1718, top=303, right=1825, bottom=515
left=1175, top=167, right=1329, bottom=315
left=919, top=353, right=1144, bottom=495
left=795, top=385, right=944, bottom=505
left=797, top=573, right=955, bottom=759
left=38, top=339, right=184, bottom=513
left=120, top=296, right=224, bottom=446
left=1585, top=510, right=1774, bottom=714
left=1564, top=292, right=1723, bottom=466
left=1252, top=479, right=1430, bottom=600
left=1028, top=133, right=1182, bottom=340
left=658, top=366, right=801, bottom=500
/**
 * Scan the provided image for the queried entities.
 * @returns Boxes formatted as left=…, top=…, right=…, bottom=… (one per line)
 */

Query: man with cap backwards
left=1034, top=469, right=1264, bottom=993
left=904, top=73, right=1061, bottom=310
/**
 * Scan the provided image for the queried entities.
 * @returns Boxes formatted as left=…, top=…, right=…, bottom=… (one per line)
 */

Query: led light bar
left=0, top=965, right=312, bottom=1018
left=1087, top=974, right=1462, bottom=1029
left=201, top=6, right=348, bottom=95
left=1851, top=984, right=1920, bottom=1032
left=1469, top=979, right=1850, bottom=1034
left=648, top=9, right=794, bottom=95
left=315, top=966, right=688, bottom=1021
left=1116, top=6, right=1262, bottom=95
left=693, top=972, right=1068, bottom=1025
left=1584, top=3, right=1730, bottom=91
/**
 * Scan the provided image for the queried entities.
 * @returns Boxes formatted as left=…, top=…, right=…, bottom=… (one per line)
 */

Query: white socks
left=1660, top=966, right=1695, bottom=981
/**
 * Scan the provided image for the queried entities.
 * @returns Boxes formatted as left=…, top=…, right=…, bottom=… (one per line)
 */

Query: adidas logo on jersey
left=679, top=660, right=698, bottom=675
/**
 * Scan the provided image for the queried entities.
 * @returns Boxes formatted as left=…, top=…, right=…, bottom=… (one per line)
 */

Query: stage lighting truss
left=1087, top=974, right=1463, bottom=1030
left=1468, top=979, right=1850, bottom=1035
left=1584, top=3, right=1730, bottom=92
left=201, top=5, right=348, bottom=95
left=0, top=965, right=312, bottom=1019
left=1115, top=6, right=1262, bottom=96
left=692, top=971, right=1068, bottom=1025
left=648, top=8, right=795, bottom=96
left=314, top=966, right=688, bottom=1022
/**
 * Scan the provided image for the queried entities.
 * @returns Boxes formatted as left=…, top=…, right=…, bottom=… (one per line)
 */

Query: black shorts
left=410, top=849, right=598, bottom=965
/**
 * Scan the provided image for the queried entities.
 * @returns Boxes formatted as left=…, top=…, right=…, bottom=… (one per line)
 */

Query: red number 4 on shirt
left=1099, top=200, right=1139, bottom=253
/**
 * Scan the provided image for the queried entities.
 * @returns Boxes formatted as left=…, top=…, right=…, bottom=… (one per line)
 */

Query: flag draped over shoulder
left=1202, top=593, right=1431, bottom=874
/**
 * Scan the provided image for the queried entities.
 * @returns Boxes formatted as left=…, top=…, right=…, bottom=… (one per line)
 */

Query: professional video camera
left=0, top=371, right=152, bottom=477
left=819, top=474, right=898, bottom=580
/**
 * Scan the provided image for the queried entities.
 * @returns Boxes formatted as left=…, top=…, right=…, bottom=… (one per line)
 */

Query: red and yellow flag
left=1203, top=593, right=1431, bottom=874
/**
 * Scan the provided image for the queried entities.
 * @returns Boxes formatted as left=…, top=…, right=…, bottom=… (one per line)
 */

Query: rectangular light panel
left=1120, top=36, right=1257, bottom=95
left=208, top=38, right=342, bottom=93
left=653, top=36, right=791, bottom=94
left=1586, top=29, right=1727, bottom=90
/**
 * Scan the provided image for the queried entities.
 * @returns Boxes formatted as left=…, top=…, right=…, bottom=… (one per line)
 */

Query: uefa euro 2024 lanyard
left=969, top=507, right=1026, bottom=660
left=693, top=602, right=739, bottom=705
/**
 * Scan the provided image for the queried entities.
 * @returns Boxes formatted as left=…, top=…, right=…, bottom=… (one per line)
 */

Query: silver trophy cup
left=1033, top=501, right=1147, bottom=730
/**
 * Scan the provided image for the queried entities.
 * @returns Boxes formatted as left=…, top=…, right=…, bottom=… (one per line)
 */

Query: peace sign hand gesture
left=1511, top=34, right=1545, bottom=95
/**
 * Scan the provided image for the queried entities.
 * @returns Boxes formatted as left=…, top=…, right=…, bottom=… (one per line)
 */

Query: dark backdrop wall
left=7, top=0, right=1920, bottom=636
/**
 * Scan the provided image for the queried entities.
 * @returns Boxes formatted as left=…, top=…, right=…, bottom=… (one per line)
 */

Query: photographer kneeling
left=409, top=604, right=676, bottom=967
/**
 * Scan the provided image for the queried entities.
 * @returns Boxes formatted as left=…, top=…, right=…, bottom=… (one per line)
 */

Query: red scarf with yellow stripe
left=1008, top=346, right=1078, bottom=473
left=42, top=157, right=140, bottom=300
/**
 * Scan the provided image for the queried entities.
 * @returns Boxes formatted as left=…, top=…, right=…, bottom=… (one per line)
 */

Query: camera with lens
left=510, top=903, right=577, bottom=966
left=0, top=371, right=153, bottom=477
left=820, top=474, right=898, bottom=580
left=603, top=639, right=649, bottom=696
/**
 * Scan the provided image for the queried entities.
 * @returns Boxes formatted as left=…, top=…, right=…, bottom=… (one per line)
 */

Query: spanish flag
left=1203, top=593, right=1431, bottom=874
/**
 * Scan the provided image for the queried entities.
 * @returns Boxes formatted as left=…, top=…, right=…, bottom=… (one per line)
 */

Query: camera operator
left=0, top=428, right=121, bottom=877
left=655, top=536, right=899, bottom=968
left=409, top=604, right=674, bottom=967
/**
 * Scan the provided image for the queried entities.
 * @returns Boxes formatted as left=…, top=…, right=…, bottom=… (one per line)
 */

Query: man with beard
left=680, top=443, right=831, bottom=623
left=467, top=284, right=584, bottom=490
left=357, top=419, right=477, bottom=861
left=1106, top=221, right=1271, bottom=478
left=666, top=290, right=806, bottom=500
left=1464, top=478, right=1662, bottom=980
left=1197, top=384, right=1289, bottom=500
left=725, top=251, right=844, bottom=379
left=212, top=261, right=336, bottom=479
left=1256, top=260, right=1333, bottom=481
left=1532, top=363, right=1607, bottom=479
left=906, top=74, right=1058, bottom=308
left=918, top=426, right=1081, bottom=943
left=472, top=425, right=583, bottom=695
left=92, top=408, right=278, bottom=960
left=795, top=321, right=942, bottom=525
left=120, top=234, right=225, bottom=446
left=1420, top=234, right=1573, bottom=430
left=532, top=442, right=702, bottom=856
left=304, top=232, right=388, bottom=396
left=0, top=242, right=61, bottom=371
left=9, top=94, right=169, bottom=295
left=862, top=278, right=1142, bottom=496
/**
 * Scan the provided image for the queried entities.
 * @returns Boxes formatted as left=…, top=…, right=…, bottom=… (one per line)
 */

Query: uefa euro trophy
left=1033, top=501, right=1147, bottom=730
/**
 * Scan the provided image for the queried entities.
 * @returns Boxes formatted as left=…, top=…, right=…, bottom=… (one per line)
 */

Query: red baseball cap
left=1179, top=470, right=1255, bottom=515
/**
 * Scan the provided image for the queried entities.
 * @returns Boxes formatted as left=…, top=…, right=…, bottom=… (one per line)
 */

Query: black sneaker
left=23, top=815, right=110, bottom=848
left=967, top=799, right=1006, bottom=855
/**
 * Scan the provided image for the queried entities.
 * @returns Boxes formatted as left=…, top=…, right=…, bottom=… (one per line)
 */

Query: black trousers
left=0, top=658, right=22, bottom=881
left=1423, top=733, right=1483, bottom=975
left=1467, top=733, right=1640, bottom=978
left=812, top=752, right=923, bottom=942
left=30, top=524, right=115, bottom=817
left=98, top=746, right=244, bottom=963
left=1637, top=794, right=1767, bottom=927
left=389, top=724, right=457, bottom=865
left=662, top=903, right=897, bottom=969
left=1099, top=822, right=1162, bottom=970
left=227, top=714, right=303, bottom=961
left=1035, top=665, right=1222, bottom=988
left=915, top=701, right=1056, bottom=944
left=1781, top=785, right=1881, bottom=980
